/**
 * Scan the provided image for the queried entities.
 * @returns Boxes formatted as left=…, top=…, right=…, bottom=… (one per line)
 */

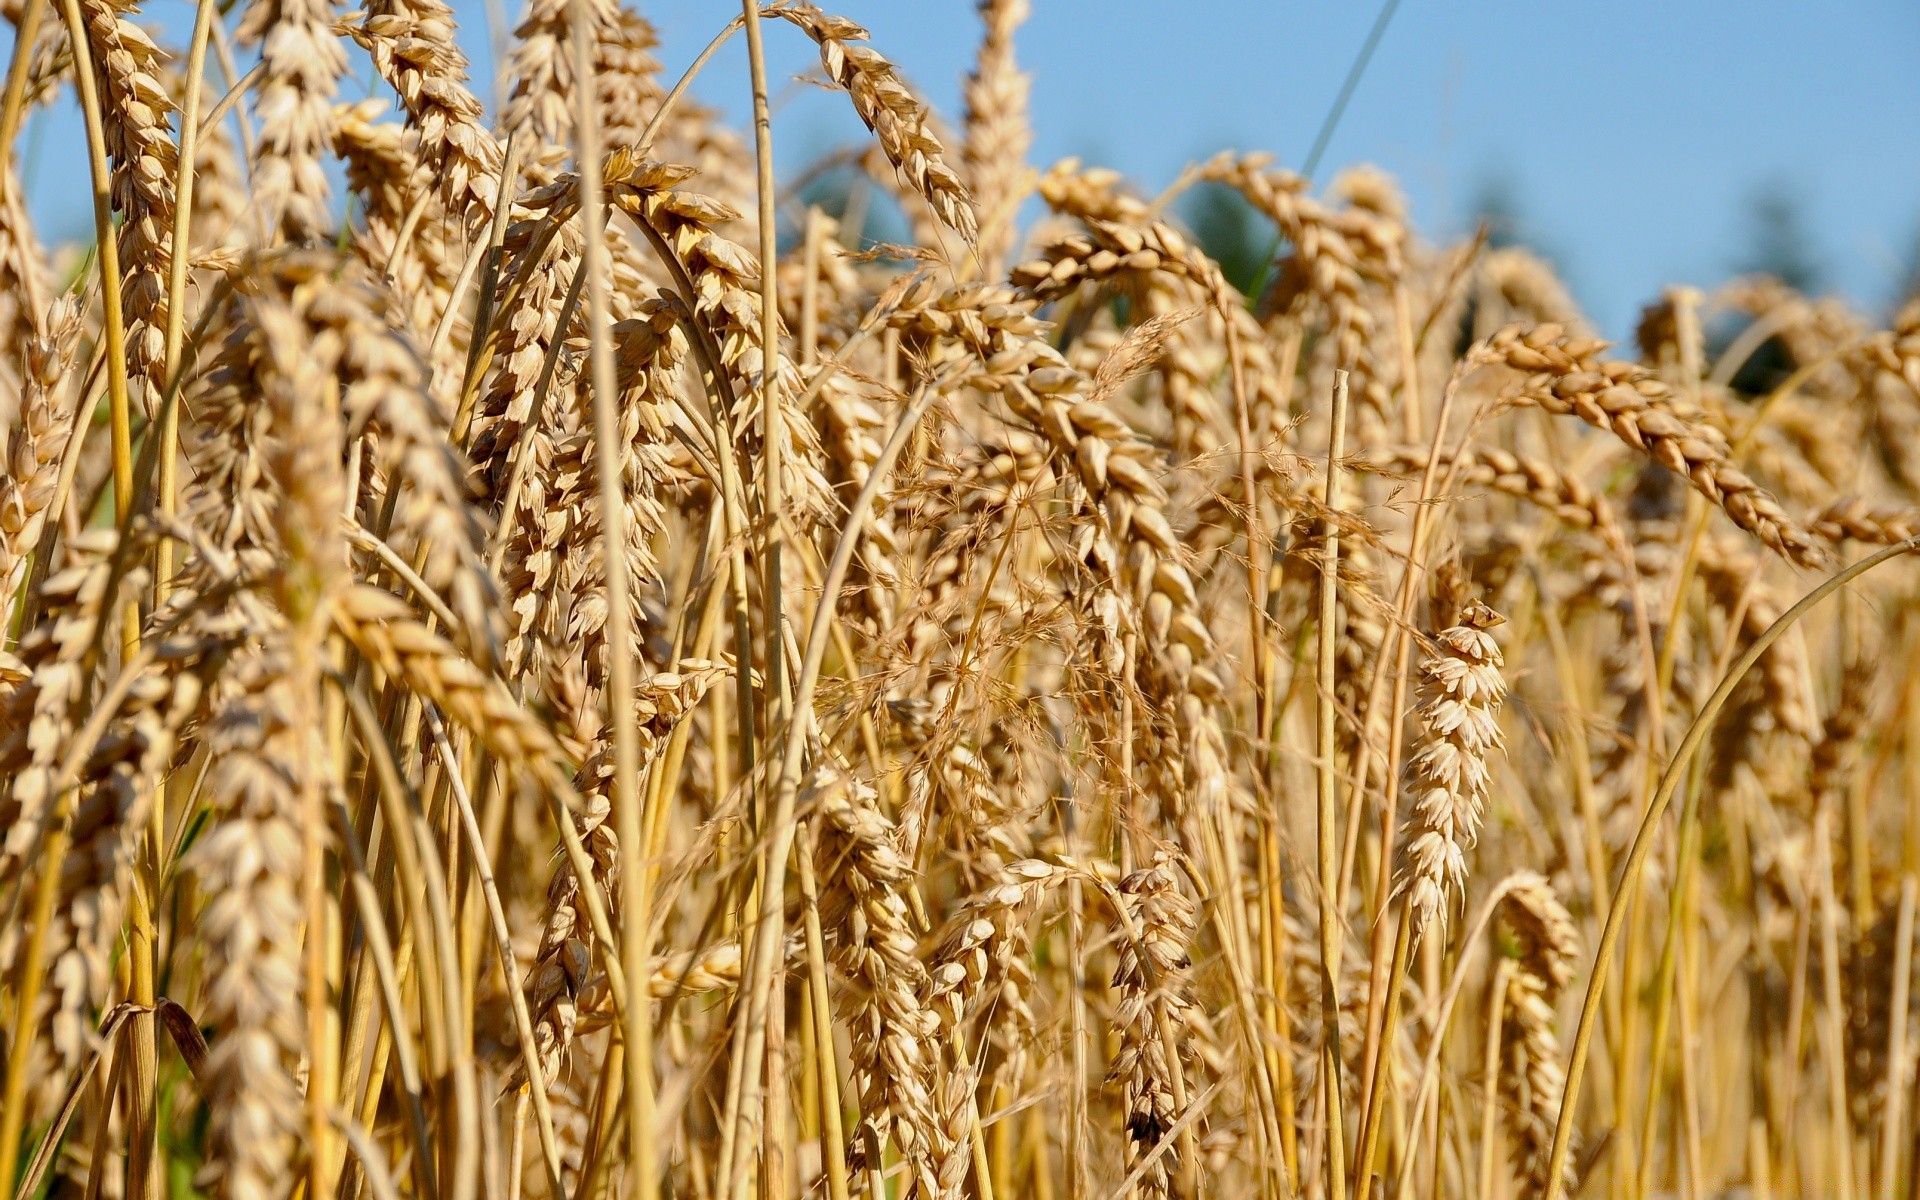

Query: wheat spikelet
left=35, top=623, right=229, bottom=1113
left=1809, top=664, right=1874, bottom=818
left=77, top=0, right=179, bottom=410
left=0, top=0, right=67, bottom=125
left=173, top=250, right=357, bottom=1200
left=468, top=212, right=581, bottom=521
left=1865, top=299, right=1920, bottom=395
left=1634, top=286, right=1705, bottom=375
left=1485, top=323, right=1827, bottom=568
left=500, top=0, right=608, bottom=149
left=1393, top=601, right=1508, bottom=943
left=768, top=2, right=977, bottom=246
left=506, top=300, right=682, bottom=696
left=239, top=0, right=345, bottom=242
left=1365, top=443, right=1626, bottom=549
left=921, top=860, right=1061, bottom=1196
left=1719, top=274, right=1866, bottom=395
left=1476, top=247, right=1586, bottom=334
left=521, top=157, right=832, bottom=521
left=518, top=660, right=726, bottom=1087
left=186, top=640, right=312, bottom=1200
left=1842, top=893, right=1914, bottom=1134
left=1853, top=300, right=1920, bottom=492
left=961, top=0, right=1030, bottom=274
left=332, top=99, right=456, bottom=338
left=1811, top=495, right=1920, bottom=546
left=813, top=766, right=943, bottom=1198
left=929, top=857, right=1060, bottom=1035
left=1693, top=535, right=1815, bottom=742
left=321, top=254, right=500, bottom=661
left=1, top=298, right=83, bottom=616
left=0, top=530, right=234, bottom=1120
left=0, top=532, right=125, bottom=897
left=0, top=536, right=127, bottom=1095
left=595, top=7, right=663, bottom=148
left=1197, top=151, right=1402, bottom=420
left=331, top=583, right=561, bottom=768
left=654, top=95, right=754, bottom=223
left=0, top=154, right=52, bottom=395
left=1020, top=168, right=1231, bottom=457
left=346, top=0, right=502, bottom=231
left=607, top=162, right=830, bottom=520
left=1333, top=541, right=1390, bottom=765
left=1496, top=871, right=1580, bottom=1200
left=1109, top=851, right=1197, bottom=1200
left=891, top=277, right=1229, bottom=826
left=815, top=367, right=909, bottom=633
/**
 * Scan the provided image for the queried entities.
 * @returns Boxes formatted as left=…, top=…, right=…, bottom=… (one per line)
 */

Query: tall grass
left=2, top=3, right=1920, bottom=1199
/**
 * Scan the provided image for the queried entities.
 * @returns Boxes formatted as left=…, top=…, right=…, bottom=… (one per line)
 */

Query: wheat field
left=0, top=2, right=1918, bottom=1199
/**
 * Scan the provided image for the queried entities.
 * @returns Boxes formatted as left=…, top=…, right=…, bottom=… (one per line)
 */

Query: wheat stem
left=1316, top=368, right=1352, bottom=1200
left=0, top=0, right=47, bottom=177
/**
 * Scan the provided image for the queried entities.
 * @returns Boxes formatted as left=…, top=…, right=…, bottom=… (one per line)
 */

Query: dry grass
left=4, top=7, right=1920, bottom=1200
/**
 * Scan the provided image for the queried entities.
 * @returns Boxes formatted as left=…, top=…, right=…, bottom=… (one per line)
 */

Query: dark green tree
left=1736, top=182, right=1823, bottom=294
left=1180, top=179, right=1267, bottom=298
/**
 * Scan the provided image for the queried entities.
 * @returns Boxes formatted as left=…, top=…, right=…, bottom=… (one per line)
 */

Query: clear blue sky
left=13, top=1, right=1920, bottom=337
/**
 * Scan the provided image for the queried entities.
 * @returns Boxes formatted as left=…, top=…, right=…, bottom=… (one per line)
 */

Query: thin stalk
left=1316, top=369, right=1351, bottom=1200
left=0, top=783, right=78, bottom=1192
left=1390, top=878, right=1524, bottom=1200
left=1813, top=814, right=1857, bottom=1196
left=1637, top=580, right=1755, bottom=1199
left=0, top=0, right=47, bottom=176
left=303, top=648, right=341, bottom=1200
left=11, top=1004, right=140, bottom=1200
left=425, top=710, right=567, bottom=1196
left=1877, top=877, right=1918, bottom=1200
left=718, top=7, right=788, bottom=1190
left=1351, top=356, right=1479, bottom=1200
left=796, top=820, right=853, bottom=1200
left=635, top=12, right=745, bottom=157
left=1633, top=756, right=1706, bottom=1198
left=744, top=0, right=785, bottom=722
left=568, top=6, right=654, bottom=1200
left=51, top=3, right=152, bottom=1196
left=326, top=764, right=439, bottom=1200
left=80, top=1023, right=130, bottom=1200
left=431, top=132, right=521, bottom=364
left=1067, top=876, right=1090, bottom=1200
left=1476, top=961, right=1513, bottom=1200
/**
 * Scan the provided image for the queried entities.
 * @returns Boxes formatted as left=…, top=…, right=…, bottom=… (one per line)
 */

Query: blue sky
left=13, top=1, right=1920, bottom=337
